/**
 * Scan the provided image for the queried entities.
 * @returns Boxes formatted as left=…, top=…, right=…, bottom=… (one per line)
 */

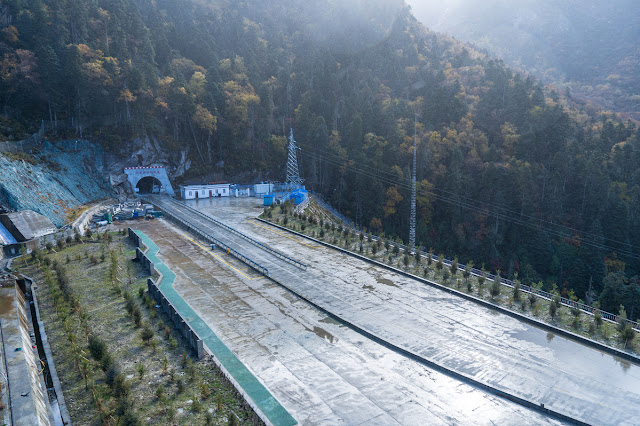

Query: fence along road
left=148, top=195, right=640, bottom=425
left=302, top=194, right=638, bottom=331
left=361, top=232, right=639, bottom=331
left=145, top=196, right=308, bottom=271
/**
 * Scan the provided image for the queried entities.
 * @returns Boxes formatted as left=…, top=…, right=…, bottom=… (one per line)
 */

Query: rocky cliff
left=0, top=136, right=190, bottom=228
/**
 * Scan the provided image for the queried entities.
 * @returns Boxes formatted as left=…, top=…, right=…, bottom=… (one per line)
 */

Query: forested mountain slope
left=408, top=0, right=640, bottom=120
left=1, top=0, right=639, bottom=315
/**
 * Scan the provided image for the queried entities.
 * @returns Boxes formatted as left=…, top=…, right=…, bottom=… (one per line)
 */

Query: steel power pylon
left=286, top=128, right=304, bottom=187
left=409, top=114, right=417, bottom=249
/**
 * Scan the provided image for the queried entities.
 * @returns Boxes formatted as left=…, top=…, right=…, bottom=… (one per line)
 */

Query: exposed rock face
left=0, top=140, right=114, bottom=226
left=106, top=135, right=190, bottom=180
left=0, top=135, right=189, bottom=225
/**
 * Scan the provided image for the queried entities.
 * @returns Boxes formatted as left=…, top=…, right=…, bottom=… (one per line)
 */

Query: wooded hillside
left=409, top=0, right=640, bottom=121
left=1, top=0, right=639, bottom=317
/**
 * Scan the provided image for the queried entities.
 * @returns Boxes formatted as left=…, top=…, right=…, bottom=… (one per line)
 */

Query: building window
left=189, top=191, right=192, bottom=196
left=223, top=189, right=226, bottom=193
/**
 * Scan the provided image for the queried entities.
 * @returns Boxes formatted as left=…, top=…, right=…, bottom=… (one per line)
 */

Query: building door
left=195, top=191, right=199, bottom=199
left=209, top=190, right=212, bottom=197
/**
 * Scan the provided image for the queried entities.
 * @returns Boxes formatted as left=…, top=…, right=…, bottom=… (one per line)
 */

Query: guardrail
left=150, top=196, right=307, bottom=271
left=307, top=221, right=639, bottom=332
left=146, top=203, right=270, bottom=278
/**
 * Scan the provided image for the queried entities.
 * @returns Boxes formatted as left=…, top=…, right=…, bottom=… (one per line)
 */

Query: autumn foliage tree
left=1, top=0, right=639, bottom=315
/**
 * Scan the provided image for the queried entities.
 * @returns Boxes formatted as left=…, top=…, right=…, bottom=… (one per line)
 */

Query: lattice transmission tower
left=409, top=114, right=417, bottom=248
left=286, top=128, right=304, bottom=188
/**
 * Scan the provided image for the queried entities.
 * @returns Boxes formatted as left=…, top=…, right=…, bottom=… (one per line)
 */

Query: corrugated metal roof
left=0, top=222, right=17, bottom=245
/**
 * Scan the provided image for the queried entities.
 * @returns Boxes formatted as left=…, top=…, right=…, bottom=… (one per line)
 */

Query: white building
left=180, top=183, right=230, bottom=200
left=253, top=182, right=276, bottom=197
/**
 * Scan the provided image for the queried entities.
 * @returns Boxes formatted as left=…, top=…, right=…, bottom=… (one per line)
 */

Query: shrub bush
left=141, top=323, right=154, bottom=344
left=88, top=335, right=107, bottom=361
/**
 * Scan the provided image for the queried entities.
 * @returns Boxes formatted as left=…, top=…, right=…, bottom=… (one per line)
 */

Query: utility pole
left=409, top=114, right=417, bottom=249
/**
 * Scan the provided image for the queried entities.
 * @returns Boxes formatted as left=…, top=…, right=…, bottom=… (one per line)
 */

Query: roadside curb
left=253, top=219, right=596, bottom=425
left=256, top=219, right=640, bottom=364
left=70, top=198, right=115, bottom=234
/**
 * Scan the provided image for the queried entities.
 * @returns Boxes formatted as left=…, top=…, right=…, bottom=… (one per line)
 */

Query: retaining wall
left=24, top=277, right=72, bottom=425
left=128, top=228, right=203, bottom=359
left=127, top=227, right=294, bottom=425
left=70, top=199, right=115, bottom=235
left=147, top=278, right=204, bottom=359
left=257, top=218, right=640, bottom=365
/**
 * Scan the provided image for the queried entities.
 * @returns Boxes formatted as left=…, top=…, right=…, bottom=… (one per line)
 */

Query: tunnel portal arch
left=136, top=176, right=162, bottom=194
left=124, top=166, right=175, bottom=196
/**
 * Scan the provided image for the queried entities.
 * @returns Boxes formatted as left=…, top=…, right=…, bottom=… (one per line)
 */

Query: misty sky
left=405, top=0, right=465, bottom=30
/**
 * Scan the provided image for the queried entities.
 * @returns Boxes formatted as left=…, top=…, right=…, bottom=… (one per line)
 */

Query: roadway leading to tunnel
left=149, top=195, right=640, bottom=425
left=133, top=219, right=565, bottom=425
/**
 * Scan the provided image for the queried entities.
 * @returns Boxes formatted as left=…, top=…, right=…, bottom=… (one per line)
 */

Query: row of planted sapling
left=262, top=201, right=638, bottom=354
left=17, top=228, right=255, bottom=425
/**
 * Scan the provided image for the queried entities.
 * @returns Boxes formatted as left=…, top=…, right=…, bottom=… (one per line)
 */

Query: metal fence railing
left=315, top=222, right=639, bottom=332
left=311, top=194, right=354, bottom=227
left=294, top=197, right=310, bottom=214
left=155, top=203, right=270, bottom=278
left=156, top=197, right=307, bottom=271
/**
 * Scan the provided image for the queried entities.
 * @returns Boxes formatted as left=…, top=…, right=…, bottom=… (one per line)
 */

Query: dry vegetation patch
left=16, top=230, right=259, bottom=425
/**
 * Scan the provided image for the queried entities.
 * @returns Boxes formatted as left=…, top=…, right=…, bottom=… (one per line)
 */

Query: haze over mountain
left=1, top=0, right=640, bottom=313
left=408, top=0, right=640, bottom=120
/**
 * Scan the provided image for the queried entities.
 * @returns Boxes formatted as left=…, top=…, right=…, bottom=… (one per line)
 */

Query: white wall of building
left=254, top=183, right=275, bottom=196
left=180, top=184, right=230, bottom=200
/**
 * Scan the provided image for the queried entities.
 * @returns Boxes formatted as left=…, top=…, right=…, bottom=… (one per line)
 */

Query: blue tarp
left=289, top=189, right=308, bottom=205
left=0, top=222, right=17, bottom=245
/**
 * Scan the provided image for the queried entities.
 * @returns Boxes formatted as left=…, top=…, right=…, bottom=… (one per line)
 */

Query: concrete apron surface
left=133, top=219, right=569, bottom=425
left=0, top=287, right=51, bottom=426
left=133, top=229, right=296, bottom=426
left=173, top=196, right=640, bottom=426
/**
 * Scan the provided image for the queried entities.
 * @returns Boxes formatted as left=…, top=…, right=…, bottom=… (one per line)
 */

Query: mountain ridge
left=1, top=0, right=639, bottom=311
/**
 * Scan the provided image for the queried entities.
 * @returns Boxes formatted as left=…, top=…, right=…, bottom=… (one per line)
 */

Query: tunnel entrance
left=124, top=166, right=175, bottom=196
left=136, top=176, right=162, bottom=194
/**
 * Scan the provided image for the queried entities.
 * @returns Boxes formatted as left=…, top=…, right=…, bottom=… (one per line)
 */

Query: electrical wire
left=298, top=144, right=640, bottom=260
left=299, top=139, right=638, bottom=248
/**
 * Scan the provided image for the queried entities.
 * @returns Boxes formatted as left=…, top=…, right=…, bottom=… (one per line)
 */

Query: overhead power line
left=296, top=142, right=640, bottom=260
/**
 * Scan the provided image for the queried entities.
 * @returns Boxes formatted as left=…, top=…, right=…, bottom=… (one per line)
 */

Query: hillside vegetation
left=1, top=0, right=639, bottom=316
left=409, top=0, right=640, bottom=120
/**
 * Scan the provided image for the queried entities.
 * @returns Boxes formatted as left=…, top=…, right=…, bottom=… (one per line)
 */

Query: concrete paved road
left=133, top=219, right=566, bottom=425
left=148, top=195, right=640, bottom=425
